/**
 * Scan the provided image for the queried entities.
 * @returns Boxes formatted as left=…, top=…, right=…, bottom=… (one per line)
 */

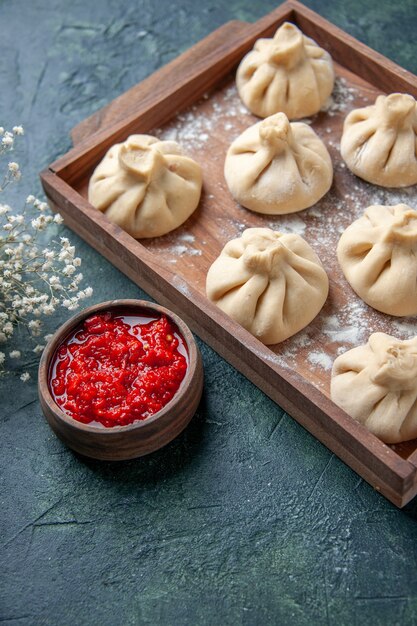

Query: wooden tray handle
left=71, top=20, right=251, bottom=145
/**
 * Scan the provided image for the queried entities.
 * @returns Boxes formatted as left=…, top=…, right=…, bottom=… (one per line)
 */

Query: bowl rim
left=38, top=299, right=200, bottom=434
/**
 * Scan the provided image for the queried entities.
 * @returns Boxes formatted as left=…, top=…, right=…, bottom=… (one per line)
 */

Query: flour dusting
left=322, top=76, right=359, bottom=116
left=308, top=352, right=333, bottom=370
left=153, top=84, right=252, bottom=151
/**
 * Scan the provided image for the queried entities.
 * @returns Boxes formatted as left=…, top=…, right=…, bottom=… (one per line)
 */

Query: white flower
left=62, top=264, right=76, bottom=276
left=8, top=162, right=20, bottom=179
left=0, top=124, right=91, bottom=378
left=58, top=250, right=70, bottom=262
left=49, top=275, right=61, bottom=286
left=2, top=135, right=13, bottom=147
left=41, top=304, right=55, bottom=315
left=31, top=216, right=48, bottom=230
left=28, top=320, right=41, bottom=330
left=20, top=372, right=30, bottom=382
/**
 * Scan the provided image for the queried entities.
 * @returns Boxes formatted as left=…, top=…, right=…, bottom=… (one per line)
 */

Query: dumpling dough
left=331, top=333, right=417, bottom=444
left=236, top=22, right=334, bottom=119
left=224, top=112, right=333, bottom=214
left=206, top=227, right=329, bottom=344
left=337, top=204, right=417, bottom=316
left=88, top=134, right=202, bottom=238
left=340, top=93, right=417, bottom=187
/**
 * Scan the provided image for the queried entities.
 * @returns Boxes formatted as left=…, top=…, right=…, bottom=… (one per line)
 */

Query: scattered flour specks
left=392, top=319, right=417, bottom=338
left=170, top=244, right=188, bottom=255
left=322, top=76, right=358, bottom=116
left=146, top=229, right=203, bottom=258
left=178, top=232, right=196, bottom=243
left=322, top=322, right=363, bottom=345
left=308, top=352, right=333, bottom=370
left=270, top=214, right=307, bottom=236
left=172, top=274, right=193, bottom=297
left=169, top=244, right=202, bottom=257
left=152, top=84, right=252, bottom=151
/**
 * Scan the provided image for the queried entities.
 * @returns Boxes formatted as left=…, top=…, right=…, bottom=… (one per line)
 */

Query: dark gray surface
left=1, top=1, right=417, bottom=624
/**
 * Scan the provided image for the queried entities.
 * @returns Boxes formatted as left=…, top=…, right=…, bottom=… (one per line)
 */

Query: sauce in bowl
left=49, top=310, right=188, bottom=428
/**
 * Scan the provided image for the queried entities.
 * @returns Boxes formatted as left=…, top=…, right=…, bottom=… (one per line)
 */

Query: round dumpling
left=88, top=134, right=202, bottom=238
left=236, top=22, right=334, bottom=119
left=331, top=333, right=417, bottom=443
left=206, top=227, right=329, bottom=344
left=340, top=93, right=417, bottom=187
left=337, top=204, right=417, bottom=316
left=224, top=112, right=333, bottom=214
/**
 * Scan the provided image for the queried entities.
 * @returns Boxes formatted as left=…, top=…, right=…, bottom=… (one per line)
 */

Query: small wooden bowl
left=38, top=299, right=204, bottom=460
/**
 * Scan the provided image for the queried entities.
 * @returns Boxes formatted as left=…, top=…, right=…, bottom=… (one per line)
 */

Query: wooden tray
left=40, top=0, right=417, bottom=507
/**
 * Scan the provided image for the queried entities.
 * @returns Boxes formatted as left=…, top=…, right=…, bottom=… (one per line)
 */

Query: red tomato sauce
left=49, top=311, right=188, bottom=427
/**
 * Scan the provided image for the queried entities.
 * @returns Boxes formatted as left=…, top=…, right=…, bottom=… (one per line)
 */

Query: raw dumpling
left=224, top=112, right=333, bottom=214
left=236, top=22, right=334, bottom=119
left=88, top=134, right=202, bottom=238
left=331, top=333, right=417, bottom=443
left=337, top=203, right=417, bottom=316
left=340, top=93, right=417, bottom=187
left=206, top=227, right=329, bottom=344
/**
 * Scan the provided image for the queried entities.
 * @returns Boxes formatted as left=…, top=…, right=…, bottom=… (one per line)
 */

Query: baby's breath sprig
left=0, top=126, right=93, bottom=378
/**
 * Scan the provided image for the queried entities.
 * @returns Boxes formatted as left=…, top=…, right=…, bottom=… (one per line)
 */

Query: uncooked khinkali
left=88, top=134, right=202, bottom=238
left=340, top=93, right=417, bottom=187
left=331, top=333, right=417, bottom=443
left=236, top=22, right=334, bottom=119
left=206, top=227, right=329, bottom=344
left=224, top=112, right=333, bottom=214
left=337, top=203, right=417, bottom=316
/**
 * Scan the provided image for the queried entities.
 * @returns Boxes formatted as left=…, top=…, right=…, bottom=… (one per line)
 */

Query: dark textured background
left=1, top=1, right=417, bottom=624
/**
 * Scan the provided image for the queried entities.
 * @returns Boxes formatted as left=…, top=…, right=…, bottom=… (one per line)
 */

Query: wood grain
left=38, top=300, right=203, bottom=460
left=41, top=1, right=417, bottom=506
